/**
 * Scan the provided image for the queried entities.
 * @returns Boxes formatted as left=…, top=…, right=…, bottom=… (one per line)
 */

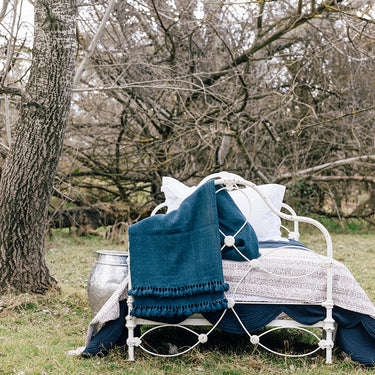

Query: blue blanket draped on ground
left=128, top=180, right=259, bottom=321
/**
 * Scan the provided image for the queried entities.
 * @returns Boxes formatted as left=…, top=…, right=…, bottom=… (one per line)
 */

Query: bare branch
left=297, top=105, right=375, bottom=133
left=0, top=84, right=24, bottom=97
left=276, top=155, right=375, bottom=182
left=201, top=0, right=344, bottom=87
left=74, top=0, right=116, bottom=86
left=0, top=0, right=10, bottom=22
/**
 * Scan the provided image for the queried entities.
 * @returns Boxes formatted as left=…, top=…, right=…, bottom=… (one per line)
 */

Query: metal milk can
left=87, top=250, right=129, bottom=316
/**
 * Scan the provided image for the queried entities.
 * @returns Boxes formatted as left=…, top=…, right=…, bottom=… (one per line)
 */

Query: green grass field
left=1, top=226, right=375, bottom=374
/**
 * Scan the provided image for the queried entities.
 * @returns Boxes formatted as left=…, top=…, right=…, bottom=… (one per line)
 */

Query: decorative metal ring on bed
left=126, top=175, right=335, bottom=363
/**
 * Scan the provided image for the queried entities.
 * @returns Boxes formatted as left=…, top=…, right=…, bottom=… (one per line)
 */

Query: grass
left=0, top=227, right=374, bottom=374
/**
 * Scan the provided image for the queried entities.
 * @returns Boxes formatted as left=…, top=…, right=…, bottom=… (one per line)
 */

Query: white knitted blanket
left=81, top=245, right=375, bottom=350
left=223, top=246, right=375, bottom=318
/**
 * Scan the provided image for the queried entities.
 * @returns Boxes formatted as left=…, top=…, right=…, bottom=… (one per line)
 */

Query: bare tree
left=0, top=0, right=77, bottom=293
left=2, top=0, right=373, bottom=239
left=61, top=0, right=374, bottom=225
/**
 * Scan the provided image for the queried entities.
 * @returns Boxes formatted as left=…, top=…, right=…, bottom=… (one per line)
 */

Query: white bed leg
left=322, top=303, right=335, bottom=364
left=126, top=296, right=136, bottom=361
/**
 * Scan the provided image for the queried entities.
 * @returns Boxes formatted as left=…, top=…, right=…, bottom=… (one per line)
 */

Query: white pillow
left=229, top=184, right=286, bottom=242
left=161, top=177, right=197, bottom=213
left=161, top=175, right=286, bottom=242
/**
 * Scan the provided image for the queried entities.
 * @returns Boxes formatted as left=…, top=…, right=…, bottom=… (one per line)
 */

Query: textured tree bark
left=0, top=0, right=76, bottom=293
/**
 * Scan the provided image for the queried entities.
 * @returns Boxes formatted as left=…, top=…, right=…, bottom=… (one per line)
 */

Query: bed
left=81, top=172, right=375, bottom=365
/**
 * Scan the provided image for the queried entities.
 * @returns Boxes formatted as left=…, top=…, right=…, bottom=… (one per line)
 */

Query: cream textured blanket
left=81, top=245, right=375, bottom=350
left=223, top=246, right=375, bottom=318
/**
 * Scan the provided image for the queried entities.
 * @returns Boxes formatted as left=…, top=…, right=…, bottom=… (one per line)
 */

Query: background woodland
left=1, top=0, right=375, bottom=235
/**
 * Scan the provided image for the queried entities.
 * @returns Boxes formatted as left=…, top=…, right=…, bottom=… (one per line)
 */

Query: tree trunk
left=0, top=0, right=77, bottom=293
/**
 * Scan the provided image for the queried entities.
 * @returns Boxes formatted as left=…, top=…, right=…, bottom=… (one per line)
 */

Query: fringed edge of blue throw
left=128, top=280, right=229, bottom=298
left=130, top=298, right=228, bottom=318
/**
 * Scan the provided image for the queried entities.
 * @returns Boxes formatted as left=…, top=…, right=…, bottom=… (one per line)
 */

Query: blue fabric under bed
left=259, top=239, right=309, bottom=249
left=82, top=275, right=375, bottom=365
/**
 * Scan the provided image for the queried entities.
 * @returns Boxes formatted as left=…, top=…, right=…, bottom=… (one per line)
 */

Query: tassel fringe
left=130, top=298, right=228, bottom=318
left=128, top=280, right=229, bottom=298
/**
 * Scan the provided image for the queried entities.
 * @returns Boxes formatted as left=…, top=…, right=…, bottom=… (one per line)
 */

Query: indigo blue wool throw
left=216, top=186, right=260, bottom=262
left=128, top=180, right=260, bottom=322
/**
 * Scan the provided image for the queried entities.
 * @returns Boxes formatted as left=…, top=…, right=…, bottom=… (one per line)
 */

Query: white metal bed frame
left=126, top=176, right=335, bottom=363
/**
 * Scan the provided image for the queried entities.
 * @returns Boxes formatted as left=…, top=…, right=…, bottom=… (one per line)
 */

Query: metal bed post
left=126, top=252, right=139, bottom=361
